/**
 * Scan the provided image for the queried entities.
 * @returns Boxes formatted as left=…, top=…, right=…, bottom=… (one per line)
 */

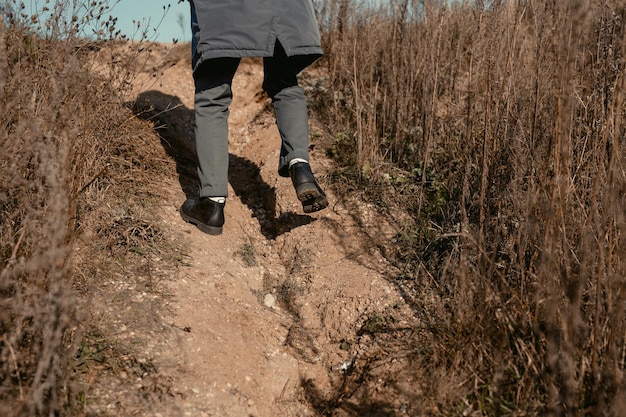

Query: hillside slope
left=81, top=42, right=417, bottom=417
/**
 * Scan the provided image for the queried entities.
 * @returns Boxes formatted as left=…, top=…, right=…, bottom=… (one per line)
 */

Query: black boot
left=289, top=162, right=328, bottom=213
left=180, top=197, right=225, bottom=235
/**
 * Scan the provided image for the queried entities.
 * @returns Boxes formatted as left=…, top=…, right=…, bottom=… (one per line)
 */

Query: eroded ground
left=79, top=43, right=418, bottom=417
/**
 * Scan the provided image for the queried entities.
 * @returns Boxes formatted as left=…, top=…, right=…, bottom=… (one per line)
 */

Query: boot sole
left=296, top=182, right=329, bottom=214
left=180, top=207, right=223, bottom=235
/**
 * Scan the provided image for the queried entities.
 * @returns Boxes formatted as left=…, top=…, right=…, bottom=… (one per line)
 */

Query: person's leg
left=180, top=58, right=240, bottom=235
left=263, top=44, right=328, bottom=213
left=263, top=43, right=312, bottom=178
left=194, top=58, right=240, bottom=197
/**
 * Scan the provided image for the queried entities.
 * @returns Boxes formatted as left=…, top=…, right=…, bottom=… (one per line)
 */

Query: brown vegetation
left=315, top=0, right=626, bottom=414
left=1, top=0, right=625, bottom=415
left=0, top=1, right=173, bottom=415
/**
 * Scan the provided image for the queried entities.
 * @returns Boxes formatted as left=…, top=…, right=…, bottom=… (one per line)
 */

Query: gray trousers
left=193, top=43, right=313, bottom=198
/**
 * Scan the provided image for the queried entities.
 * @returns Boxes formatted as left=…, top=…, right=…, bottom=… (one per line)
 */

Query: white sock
left=208, top=197, right=226, bottom=204
left=289, top=158, right=308, bottom=168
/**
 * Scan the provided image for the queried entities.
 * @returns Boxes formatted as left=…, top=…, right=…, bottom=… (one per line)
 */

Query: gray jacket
left=189, top=0, right=323, bottom=72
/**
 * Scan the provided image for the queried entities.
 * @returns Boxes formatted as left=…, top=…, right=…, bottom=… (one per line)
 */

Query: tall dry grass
left=316, top=0, right=626, bottom=414
left=0, top=1, right=155, bottom=415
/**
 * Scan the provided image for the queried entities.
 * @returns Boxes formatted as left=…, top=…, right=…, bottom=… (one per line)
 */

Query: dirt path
left=109, top=44, right=413, bottom=416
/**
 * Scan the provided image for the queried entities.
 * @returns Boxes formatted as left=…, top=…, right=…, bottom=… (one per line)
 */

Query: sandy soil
left=83, top=43, right=416, bottom=417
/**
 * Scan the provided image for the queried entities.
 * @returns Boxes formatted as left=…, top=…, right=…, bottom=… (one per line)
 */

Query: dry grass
left=0, top=2, right=178, bottom=415
left=315, top=0, right=626, bottom=414
left=2, top=0, right=625, bottom=415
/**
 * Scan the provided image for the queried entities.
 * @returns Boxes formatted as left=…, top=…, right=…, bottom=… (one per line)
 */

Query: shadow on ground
left=133, top=90, right=314, bottom=239
left=133, top=89, right=424, bottom=416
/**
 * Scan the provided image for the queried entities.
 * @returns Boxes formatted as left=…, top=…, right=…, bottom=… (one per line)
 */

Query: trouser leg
left=193, top=58, right=240, bottom=197
left=263, top=43, right=312, bottom=177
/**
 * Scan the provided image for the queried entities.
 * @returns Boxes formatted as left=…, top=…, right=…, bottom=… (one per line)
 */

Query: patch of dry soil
left=87, top=43, right=417, bottom=416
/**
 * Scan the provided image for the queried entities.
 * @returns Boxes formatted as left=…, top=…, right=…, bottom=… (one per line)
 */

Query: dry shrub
left=316, top=0, right=626, bottom=414
left=0, top=1, right=160, bottom=415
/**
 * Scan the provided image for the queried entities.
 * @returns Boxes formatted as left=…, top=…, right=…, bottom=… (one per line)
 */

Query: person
left=180, top=0, right=329, bottom=235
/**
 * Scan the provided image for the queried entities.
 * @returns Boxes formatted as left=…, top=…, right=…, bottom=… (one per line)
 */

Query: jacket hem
left=193, top=47, right=322, bottom=73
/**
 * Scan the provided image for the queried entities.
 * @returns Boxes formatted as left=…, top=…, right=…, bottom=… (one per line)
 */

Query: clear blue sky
left=22, top=0, right=191, bottom=43
left=106, top=0, right=191, bottom=42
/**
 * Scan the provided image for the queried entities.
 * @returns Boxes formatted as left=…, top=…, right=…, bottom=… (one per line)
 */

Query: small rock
left=264, top=293, right=276, bottom=308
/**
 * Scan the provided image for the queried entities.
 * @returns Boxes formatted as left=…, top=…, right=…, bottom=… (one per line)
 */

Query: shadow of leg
left=133, top=90, right=316, bottom=238
left=133, top=91, right=199, bottom=199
